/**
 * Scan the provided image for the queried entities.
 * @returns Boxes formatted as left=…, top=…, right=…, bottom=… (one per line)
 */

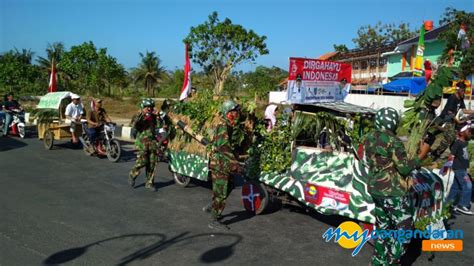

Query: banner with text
left=287, top=57, right=352, bottom=104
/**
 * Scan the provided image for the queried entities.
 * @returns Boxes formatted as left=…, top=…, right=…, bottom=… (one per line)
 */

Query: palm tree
left=131, top=51, right=166, bottom=97
left=36, top=42, right=70, bottom=89
left=14, top=48, right=34, bottom=64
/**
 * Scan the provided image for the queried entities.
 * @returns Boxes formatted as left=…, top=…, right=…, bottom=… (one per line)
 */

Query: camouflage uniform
left=129, top=99, right=159, bottom=190
left=209, top=120, right=236, bottom=219
left=364, top=107, right=420, bottom=266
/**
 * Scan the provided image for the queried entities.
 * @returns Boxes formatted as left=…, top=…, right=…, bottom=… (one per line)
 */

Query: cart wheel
left=241, top=180, right=268, bottom=215
left=106, top=139, right=121, bottom=162
left=173, top=172, right=191, bottom=187
left=43, top=130, right=54, bottom=150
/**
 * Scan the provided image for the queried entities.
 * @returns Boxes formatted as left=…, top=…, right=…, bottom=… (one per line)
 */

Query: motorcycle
left=0, top=109, right=26, bottom=138
left=81, top=121, right=122, bottom=162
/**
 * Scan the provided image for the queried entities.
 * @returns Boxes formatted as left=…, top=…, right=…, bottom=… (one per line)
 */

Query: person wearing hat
left=432, top=81, right=474, bottom=158
left=445, top=124, right=472, bottom=215
left=65, top=94, right=84, bottom=145
left=289, top=74, right=306, bottom=104
left=363, top=107, right=421, bottom=265
left=86, top=98, right=111, bottom=154
left=129, top=98, right=160, bottom=192
left=206, top=100, right=242, bottom=230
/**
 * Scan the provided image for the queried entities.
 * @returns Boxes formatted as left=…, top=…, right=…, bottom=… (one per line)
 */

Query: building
left=382, top=24, right=449, bottom=78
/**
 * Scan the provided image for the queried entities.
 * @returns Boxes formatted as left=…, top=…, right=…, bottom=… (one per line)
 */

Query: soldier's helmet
left=220, top=100, right=240, bottom=116
left=375, top=107, right=399, bottom=132
left=140, top=98, right=155, bottom=109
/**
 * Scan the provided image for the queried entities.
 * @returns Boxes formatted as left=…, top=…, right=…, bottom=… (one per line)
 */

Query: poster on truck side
left=287, top=57, right=352, bottom=104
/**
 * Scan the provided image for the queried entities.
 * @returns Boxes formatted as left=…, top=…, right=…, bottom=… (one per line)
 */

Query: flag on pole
left=48, top=59, right=57, bottom=93
left=414, top=24, right=425, bottom=77
left=179, top=43, right=192, bottom=101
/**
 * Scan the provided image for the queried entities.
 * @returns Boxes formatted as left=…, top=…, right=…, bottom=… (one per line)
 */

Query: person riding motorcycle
left=129, top=98, right=160, bottom=192
left=86, top=98, right=112, bottom=154
left=2, top=92, right=23, bottom=137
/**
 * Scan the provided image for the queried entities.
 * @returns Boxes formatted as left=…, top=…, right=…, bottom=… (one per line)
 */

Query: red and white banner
left=304, top=184, right=351, bottom=211
left=287, top=57, right=352, bottom=104
left=48, top=59, right=57, bottom=93
left=179, top=43, right=192, bottom=101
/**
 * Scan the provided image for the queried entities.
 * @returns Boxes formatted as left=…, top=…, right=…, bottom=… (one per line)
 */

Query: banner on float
left=287, top=57, right=352, bottom=104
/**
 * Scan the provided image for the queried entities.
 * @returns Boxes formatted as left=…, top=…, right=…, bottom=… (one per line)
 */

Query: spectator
left=2, top=92, right=22, bottom=137
left=446, top=124, right=472, bottom=215
left=264, top=104, right=278, bottom=131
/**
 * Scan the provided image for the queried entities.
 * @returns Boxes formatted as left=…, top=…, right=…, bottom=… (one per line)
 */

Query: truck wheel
left=173, top=172, right=191, bottom=187
left=241, top=180, right=268, bottom=215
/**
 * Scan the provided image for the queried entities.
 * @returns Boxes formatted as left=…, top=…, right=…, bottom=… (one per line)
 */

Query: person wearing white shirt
left=65, top=94, right=84, bottom=144
left=289, top=74, right=306, bottom=104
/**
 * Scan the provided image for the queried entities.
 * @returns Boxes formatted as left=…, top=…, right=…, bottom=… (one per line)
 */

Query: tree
left=352, top=21, right=415, bottom=49
left=36, top=42, right=70, bottom=90
left=438, top=7, right=474, bottom=79
left=60, top=41, right=127, bottom=94
left=242, top=66, right=288, bottom=98
left=0, top=49, right=43, bottom=94
left=184, top=11, right=269, bottom=95
left=333, top=44, right=349, bottom=53
left=131, top=51, right=166, bottom=97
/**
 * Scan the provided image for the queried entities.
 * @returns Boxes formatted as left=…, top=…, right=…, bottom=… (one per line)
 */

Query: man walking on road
left=129, top=98, right=159, bottom=192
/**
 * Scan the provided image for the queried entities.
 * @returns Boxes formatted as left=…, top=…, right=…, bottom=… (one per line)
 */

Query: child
left=446, top=124, right=472, bottom=215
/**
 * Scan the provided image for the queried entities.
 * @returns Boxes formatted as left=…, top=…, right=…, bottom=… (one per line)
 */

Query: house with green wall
left=382, top=24, right=449, bottom=78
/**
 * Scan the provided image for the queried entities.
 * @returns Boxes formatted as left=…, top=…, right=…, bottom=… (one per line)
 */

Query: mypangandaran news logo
left=322, top=221, right=464, bottom=256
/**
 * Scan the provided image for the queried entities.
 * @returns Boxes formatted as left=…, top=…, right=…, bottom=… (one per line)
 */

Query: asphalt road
left=1, top=136, right=473, bottom=265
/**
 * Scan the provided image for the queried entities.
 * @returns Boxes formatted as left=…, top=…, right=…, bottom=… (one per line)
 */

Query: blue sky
left=1, top=0, right=473, bottom=71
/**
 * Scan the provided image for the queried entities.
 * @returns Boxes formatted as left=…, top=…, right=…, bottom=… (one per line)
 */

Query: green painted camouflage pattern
left=372, top=195, right=413, bottom=266
left=259, top=147, right=445, bottom=225
left=168, top=150, right=209, bottom=181
left=363, top=129, right=420, bottom=198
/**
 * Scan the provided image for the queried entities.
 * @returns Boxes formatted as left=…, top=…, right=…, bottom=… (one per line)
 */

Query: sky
left=0, top=0, right=473, bottom=72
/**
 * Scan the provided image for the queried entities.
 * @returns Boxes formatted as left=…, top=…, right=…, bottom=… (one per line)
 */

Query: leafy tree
left=60, top=41, right=126, bottom=95
left=438, top=7, right=474, bottom=79
left=131, top=51, right=166, bottom=97
left=184, top=11, right=269, bottom=95
left=242, top=66, right=288, bottom=98
left=333, top=44, right=349, bottom=53
left=0, top=49, right=43, bottom=94
left=352, top=21, right=415, bottom=49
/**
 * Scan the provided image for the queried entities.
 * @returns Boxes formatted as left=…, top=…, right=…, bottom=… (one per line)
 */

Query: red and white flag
left=179, top=43, right=192, bottom=101
left=48, top=59, right=57, bottom=93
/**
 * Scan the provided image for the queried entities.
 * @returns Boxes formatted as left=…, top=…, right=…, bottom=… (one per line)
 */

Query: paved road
left=1, top=137, right=473, bottom=265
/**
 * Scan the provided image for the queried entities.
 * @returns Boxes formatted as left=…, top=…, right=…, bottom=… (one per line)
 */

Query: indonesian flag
left=179, top=43, right=191, bottom=101
left=48, top=59, right=57, bottom=93
left=414, top=23, right=425, bottom=77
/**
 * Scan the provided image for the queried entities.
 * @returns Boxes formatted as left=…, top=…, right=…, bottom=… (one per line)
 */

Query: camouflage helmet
left=140, top=98, right=155, bottom=109
left=375, top=107, right=399, bottom=132
left=220, top=100, right=239, bottom=116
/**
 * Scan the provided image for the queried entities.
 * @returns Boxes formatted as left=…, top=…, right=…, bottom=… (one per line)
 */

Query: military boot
left=208, top=217, right=229, bottom=230
left=145, top=183, right=157, bottom=192
left=128, top=173, right=136, bottom=188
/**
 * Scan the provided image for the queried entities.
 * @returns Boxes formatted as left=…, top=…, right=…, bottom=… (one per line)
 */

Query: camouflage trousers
left=210, top=171, right=234, bottom=219
left=430, top=123, right=456, bottom=159
left=130, top=141, right=158, bottom=187
left=372, top=195, right=413, bottom=266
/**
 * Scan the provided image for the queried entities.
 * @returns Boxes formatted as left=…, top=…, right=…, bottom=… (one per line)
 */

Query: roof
left=318, top=51, right=339, bottom=60
left=384, top=23, right=450, bottom=55
left=295, top=102, right=376, bottom=115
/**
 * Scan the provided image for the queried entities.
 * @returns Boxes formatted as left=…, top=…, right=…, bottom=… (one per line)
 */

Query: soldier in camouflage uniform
left=129, top=98, right=159, bottom=192
left=207, top=100, right=241, bottom=230
left=363, top=107, right=421, bottom=265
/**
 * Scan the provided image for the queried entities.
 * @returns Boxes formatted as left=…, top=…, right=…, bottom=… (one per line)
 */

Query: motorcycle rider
left=129, top=98, right=160, bottom=192
left=86, top=99, right=112, bottom=154
left=2, top=92, right=23, bottom=137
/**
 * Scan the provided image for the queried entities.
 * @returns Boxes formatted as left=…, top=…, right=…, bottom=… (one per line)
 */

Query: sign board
left=287, top=58, right=352, bottom=104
